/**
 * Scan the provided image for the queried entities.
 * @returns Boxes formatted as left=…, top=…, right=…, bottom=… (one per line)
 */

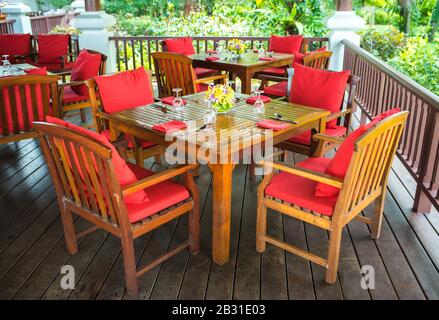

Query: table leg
left=240, top=71, right=252, bottom=95
left=208, top=163, right=234, bottom=265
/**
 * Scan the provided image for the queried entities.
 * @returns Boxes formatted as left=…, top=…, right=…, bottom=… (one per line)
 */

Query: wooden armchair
left=59, top=50, right=107, bottom=123
left=0, top=74, right=59, bottom=144
left=256, top=111, right=408, bottom=284
left=33, top=121, right=200, bottom=295
left=277, top=74, right=360, bottom=157
left=152, top=52, right=227, bottom=98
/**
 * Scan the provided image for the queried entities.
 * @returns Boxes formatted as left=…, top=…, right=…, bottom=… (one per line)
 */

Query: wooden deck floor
left=0, top=112, right=438, bottom=300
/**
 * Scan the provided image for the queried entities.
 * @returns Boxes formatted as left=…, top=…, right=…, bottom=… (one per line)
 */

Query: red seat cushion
left=289, top=63, right=350, bottom=129
left=194, top=67, right=218, bottom=78
left=62, top=86, right=89, bottom=104
left=95, top=67, right=154, bottom=113
left=269, top=35, right=303, bottom=54
left=31, top=61, right=75, bottom=72
left=70, top=50, right=102, bottom=96
left=258, top=67, right=286, bottom=76
left=45, top=116, right=149, bottom=205
left=37, top=34, right=70, bottom=64
left=287, top=125, right=347, bottom=145
left=164, top=37, right=195, bottom=55
left=265, top=157, right=338, bottom=216
left=264, top=81, right=287, bottom=97
left=315, top=125, right=369, bottom=197
left=0, top=34, right=32, bottom=64
left=368, top=108, right=401, bottom=127
left=125, top=164, right=190, bottom=223
left=197, top=82, right=210, bottom=92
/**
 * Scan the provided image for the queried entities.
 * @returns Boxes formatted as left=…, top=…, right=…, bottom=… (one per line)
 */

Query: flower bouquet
left=205, top=83, right=235, bottom=113
left=227, top=38, right=246, bottom=58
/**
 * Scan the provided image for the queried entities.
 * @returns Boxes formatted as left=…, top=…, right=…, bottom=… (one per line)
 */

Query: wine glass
left=253, top=90, right=265, bottom=114
left=1, top=54, right=11, bottom=76
left=172, top=88, right=184, bottom=113
left=203, top=99, right=216, bottom=128
left=258, top=43, right=266, bottom=58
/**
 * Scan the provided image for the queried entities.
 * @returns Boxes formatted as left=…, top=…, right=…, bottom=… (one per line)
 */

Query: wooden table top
left=190, top=52, right=294, bottom=69
left=100, top=92, right=330, bottom=159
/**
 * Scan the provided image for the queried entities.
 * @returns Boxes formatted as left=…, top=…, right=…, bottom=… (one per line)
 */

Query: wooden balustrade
left=30, top=12, right=77, bottom=34
left=343, top=39, right=439, bottom=213
left=0, top=19, right=15, bottom=34
left=109, top=35, right=329, bottom=72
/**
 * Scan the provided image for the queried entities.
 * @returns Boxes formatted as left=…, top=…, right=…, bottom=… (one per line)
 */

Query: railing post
left=326, top=3, right=365, bottom=71
left=2, top=0, right=32, bottom=34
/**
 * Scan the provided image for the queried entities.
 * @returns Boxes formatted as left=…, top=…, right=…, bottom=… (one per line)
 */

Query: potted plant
left=205, top=83, right=236, bottom=114
left=227, top=38, right=246, bottom=58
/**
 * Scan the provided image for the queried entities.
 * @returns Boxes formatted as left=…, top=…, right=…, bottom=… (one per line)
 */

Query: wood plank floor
left=0, top=111, right=438, bottom=300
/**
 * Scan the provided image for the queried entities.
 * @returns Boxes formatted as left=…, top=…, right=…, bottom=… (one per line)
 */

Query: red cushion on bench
left=0, top=34, right=31, bottom=64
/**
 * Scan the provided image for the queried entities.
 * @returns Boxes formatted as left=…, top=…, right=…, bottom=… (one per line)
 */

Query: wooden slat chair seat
left=152, top=52, right=227, bottom=98
left=277, top=74, right=360, bottom=157
left=33, top=121, right=200, bottom=295
left=256, top=111, right=409, bottom=284
left=0, top=75, right=60, bottom=144
left=59, top=49, right=107, bottom=123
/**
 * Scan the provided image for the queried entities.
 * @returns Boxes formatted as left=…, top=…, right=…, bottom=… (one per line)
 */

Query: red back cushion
left=94, top=67, right=154, bottom=113
left=269, top=35, right=303, bottom=54
left=368, top=108, right=401, bottom=127
left=289, top=63, right=350, bottom=128
left=0, top=34, right=31, bottom=64
left=164, top=37, right=195, bottom=55
left=37, top=34, right=70, bottom=64
left=71, top=50, right=102, bottom=96
left=315, top=125, right=369, bottom=197
left=45, top=116, right=149, bottom=205
left=1, top=69, right=50, bottom=134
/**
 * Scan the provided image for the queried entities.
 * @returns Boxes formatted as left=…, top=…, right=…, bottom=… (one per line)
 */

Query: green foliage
left=360, top=26, right=406, bottom=60
left=49, top=0, right=72, bottom=9
left=104, top=0, right=181, bottom=17
left=389, top=37, right=439, bottom=94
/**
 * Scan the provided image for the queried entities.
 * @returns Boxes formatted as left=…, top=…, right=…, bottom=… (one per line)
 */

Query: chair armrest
left=59, top=80, right=85, bottom=88
left=122, top=164, right=198, bottom=196
left=326, top=108, right=352, bottom=122
left=259, top=160, right=343, bottom=188
left=312, top=133, right=345, bottom=145
left=254, top=74, right=287, bottom=82
left=195, top=74, right=228, bottom=84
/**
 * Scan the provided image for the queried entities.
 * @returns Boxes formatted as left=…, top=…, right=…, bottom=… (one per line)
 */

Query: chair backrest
left=0, top=75, right=59, bottom=143
left=303, top=51, right=332, bottom=70
left=151, top=52, right=197, bottom=98
left=32, top=34, right=79, bottom=63
left=340, top=74, right=360, bottom=129
left=333, top=111, right=408, bottom=221
left=33, top=121, right=129, bottom=229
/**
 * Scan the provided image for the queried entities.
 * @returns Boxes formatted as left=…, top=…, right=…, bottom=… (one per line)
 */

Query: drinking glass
left=253, top=90, right=265, bottom=114
left=172, top=88, right=184, bottom=112
left=1, top=55, right=11, bottom=76
left=258, top=43, right=265, bottom=58
left=203, top=99, right=216, bottom=127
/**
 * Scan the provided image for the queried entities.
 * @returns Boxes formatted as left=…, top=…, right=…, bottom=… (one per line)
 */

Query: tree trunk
left=399, top=0, right=412, bottom=34
left=428, top=0, right=439, bottom=42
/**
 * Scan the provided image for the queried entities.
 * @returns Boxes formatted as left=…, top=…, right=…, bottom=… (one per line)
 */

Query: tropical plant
left=360, top=26, right=406, bottom=60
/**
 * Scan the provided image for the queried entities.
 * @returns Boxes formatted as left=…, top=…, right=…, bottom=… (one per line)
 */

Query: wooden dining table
left=190, top=52, right=294, bottom=94
left=98, top=93, right=329, bottom=265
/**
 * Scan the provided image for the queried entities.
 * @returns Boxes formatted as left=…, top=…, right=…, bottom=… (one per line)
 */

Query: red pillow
left=94, top=67, right=154, bottom=113
left=368, top=108, right=401, bottom=127
left=45, top=116, right=149, bottom=205
left=289, top=63, right=350, bottom=128
left=37, top=34, right=70, bottom=64
left=71, top=50, right=102, bottom=96
left=0, top=34, right=31, bottom=64
left=269, top=35, right=303, bottom=54
left=315, top=125, right=369, bottom=197
left=164, top=37, right=195, bottom=55
left=293, top=47, right=328, bottom=65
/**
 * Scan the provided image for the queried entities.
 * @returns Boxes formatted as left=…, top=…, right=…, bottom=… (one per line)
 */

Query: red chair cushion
left=368, top=108, right=401, bottom=127
left=164, top=37, right=195, bottom=55
left=31, top=61, right=75, bottom=72
left=62, top=86, right=89, bottom=104
left=265, top=157, right=338, bottom=216
left=45, top=116, right=149, bottom=205
left=263, top=81, right=287, bottom=97
left=37, top=34, right=70, bottom=64
left=94, top=67, right=154, bottom=113
left=0, top=71, right=50, bottom=133
left=289, top=63, right=350, bottom=129
left=70, top=50, right=102, bottom=96
left=197, top=82, right=210, bottom=92
left=294, top=52, right=306, bottom=64
left=0, top=34, right=32, bottom=64
left=315, top=125, right=369, bottom=197
left=258, top=67, right=286, bottom=76
left=194, top=67, right=218, bottom=78
left=269, top=35, right=303, bottom=54
left=125, top=164, right=190, bottom=223
left=287, top=125, right=347, bottom=145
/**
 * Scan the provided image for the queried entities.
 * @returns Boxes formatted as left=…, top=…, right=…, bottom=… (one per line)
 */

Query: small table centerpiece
left=227, top=39, right=246, bottom=59
left=206, top=83, right=236, bottom=114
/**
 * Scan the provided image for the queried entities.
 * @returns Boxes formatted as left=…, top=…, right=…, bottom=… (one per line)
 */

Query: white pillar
left=326, top=11, right=365, bottom=71
left=72, top=11, right=117, bottom=73
left=71, top=0, right=86, bottom=13
left=3, top=1, right=32, bottom=34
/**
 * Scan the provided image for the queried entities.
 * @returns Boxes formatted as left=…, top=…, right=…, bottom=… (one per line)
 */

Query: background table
left=190, top=52, right=294, bottom=94
left=98, top=93, right=329, bottom=265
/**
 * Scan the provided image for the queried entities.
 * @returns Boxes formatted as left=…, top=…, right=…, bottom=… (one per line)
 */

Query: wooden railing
left=343, top=39, right=439, bottom=213
left=0, top=19, right=15, bottom=34
left=30, top=12, right=77, bottom=34
left=109, top=36, right=329, bottom=72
